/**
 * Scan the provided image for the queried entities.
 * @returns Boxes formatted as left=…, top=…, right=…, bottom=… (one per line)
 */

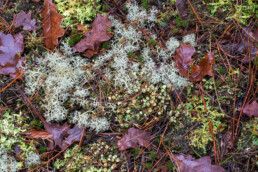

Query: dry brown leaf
left=175, top=0, right=189, bottom=19
left=15, top=10, right=38, bottom=31
left=243, top=101, right=258, bottom=118
left=174, top=43, right=195, bottom=76
left=74, top=13, right=112, bottom=56
left=42, top=0, right=65, bottom=50
left=0, top=32, right=25, bottom=78
left=116, top=128, right=151, bottom=151
left=21, top=130, right=53, bottom=139
left=174, top=154, right=225, bottom=172
left=190, top=52, right=215, bottom=82
left=220, top=28, right=258, bottom=63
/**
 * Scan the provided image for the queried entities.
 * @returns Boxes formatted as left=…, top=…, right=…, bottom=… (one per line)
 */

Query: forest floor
left=0, top=0, right=257, bottom=171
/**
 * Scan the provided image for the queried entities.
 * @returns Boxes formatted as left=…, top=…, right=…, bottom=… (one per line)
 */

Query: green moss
left=208, top=0, right=258, bottom=26
left=54, top=0, right=101, bottom=27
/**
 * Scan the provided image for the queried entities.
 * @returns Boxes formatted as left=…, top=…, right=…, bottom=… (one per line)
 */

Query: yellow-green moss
left=54, top=0, right=101, bottom=27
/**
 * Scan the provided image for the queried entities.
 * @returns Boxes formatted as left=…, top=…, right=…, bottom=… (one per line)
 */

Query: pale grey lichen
left=72, top=111, right=109, bottom=133
left=182, top=33, right=196, bottom=47
left=0, top=149, right=19, bottom=172
left=26, top=152, right=40, bottom=166
left=166, top=37, right=180, bottom=55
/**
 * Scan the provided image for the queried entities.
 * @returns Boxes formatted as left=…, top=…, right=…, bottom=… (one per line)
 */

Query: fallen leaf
left=21, top=130, right=53, bottom=139
left=15, top=11, right=38, bottom=31
left=220, top=28, right=258, bottom=63
left=116, top=128, right=151, bottom=151
left=62, top=125, right=85, bottom=148
left=174, top=154, right=225, bottom=172
left=174, top=43, right=195, bottom=76
left=74, top=13, right=112, bottom=56
left=42, top=0, right=65, bottom=50
left=0, top=32, right=25, bottom=78
left=44, top=122, right=70, bottom=150
left=190, top=52, right=215, bottom=82
left=238, top=28, right=258, bottom=63
left=175, top=0, right=189, bottom=19
left=243, top=101, right=258, bottom=118
left=21, top=123, right=85, bottom=150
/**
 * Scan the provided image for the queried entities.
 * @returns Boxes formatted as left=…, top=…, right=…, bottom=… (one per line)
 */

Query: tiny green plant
left=149, top=39, right=155, bottom=44
left=167, top=162, right=174, bottom=168
left=142, top=2, right=148, bottom=9
left=182, top=20, right=188, bottom=27
left=102, top=42, right=109, bottom=49
left=146, top=162, right=151, bottom=168
left=176, top=17, right=181, bottom=27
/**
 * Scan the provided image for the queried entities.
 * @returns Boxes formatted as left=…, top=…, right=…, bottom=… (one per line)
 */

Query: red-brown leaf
left=44, top=122, right=70, bottom=150
left=74, top=13, right=112, bottom=55
left=174, top=43, right=195, bottom=76
left=21, top=130, right=53, bottom=139
left=116, top=128, right=151, bottom=151
left=15, top=11, right=38, bottom=31
left=190, top=52, right=215, bottom=82
left=0, top=32, right=25, bottom=78
left=174, top=154, right=225, bottom=172
left=243, top=101, right=258, bottom=118
left=42, top=0, right=65, bottom=50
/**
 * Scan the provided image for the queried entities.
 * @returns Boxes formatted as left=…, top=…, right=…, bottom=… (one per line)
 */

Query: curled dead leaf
left=21, top=130, right=53, bottom=140
left=42, top=0, right=65, bottom=50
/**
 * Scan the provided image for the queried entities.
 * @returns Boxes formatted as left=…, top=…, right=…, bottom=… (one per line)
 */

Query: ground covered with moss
left=0, top=0, right=257, bottom=171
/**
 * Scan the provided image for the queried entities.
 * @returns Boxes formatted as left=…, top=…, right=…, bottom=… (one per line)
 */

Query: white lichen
left=0, top=149, right=19, bottom=172
left=26, top=152, right=40, bottom=166
left=182, top=33, right=196, bottom=47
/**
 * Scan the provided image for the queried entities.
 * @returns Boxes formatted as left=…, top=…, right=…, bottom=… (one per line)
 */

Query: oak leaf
left=190, top=52, right=215, bottom=82
left=0, top=32, right=25, bottom=78
left=15, top=11, right=38, bottom=31
left=174, top=43, right=195, bottom=76
left=116, top=128, right=151, bottom=151
left=43, top=122, right=70, bottom=150
left=62, top=125, right=85, bottom=148
left=21, top=123, right=86, bottom=150
left=243, top=101, right=258, bottom=118
left=220, top=28, right=258, bottom=63
left=42, top=0, right=65, bottom=50
left=238, top=28, right=258, bottom=63
left=174, top=154, right=225, bottom=172
left=74, top=13, right=112, bottom=56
